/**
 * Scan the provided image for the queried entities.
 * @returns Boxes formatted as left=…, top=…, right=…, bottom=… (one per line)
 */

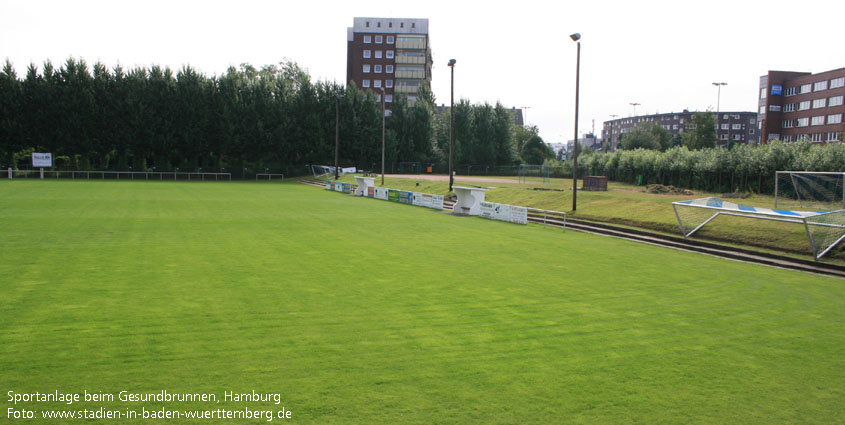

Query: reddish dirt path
left=389, top=174, right=519, bottom=184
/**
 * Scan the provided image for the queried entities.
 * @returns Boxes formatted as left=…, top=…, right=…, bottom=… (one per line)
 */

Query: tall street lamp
left=629, top=102, right=640, bottom=116
left=571, top=33, right=581, bottom=212
left=335, top=94, right=342, bottom=181
left=448, top=58, right=456, bottom=192
left=379, top=87, right=386, bottom=186
left=713, top=82, right=727, bottom=145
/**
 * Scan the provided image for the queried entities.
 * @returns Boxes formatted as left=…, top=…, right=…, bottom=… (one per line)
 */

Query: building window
left=363, top=36, right=371, bottom=43
left=828, top=114, right=843, bottom=125
left=796, top=118, right=809, bottom=127
left=829, top=96, right=844, bottom=107
left=828, top=132, right=841, bottom=141
left=365, top=21, right=370, bottom=28
left=411, top=23, right=415, bottom=28
left=732, top=124, right=742, bottom=130
left=362, top=79, right=370, bottom=88
left=831, top=77, right=845, bottom=89
left=800, top=84, right=812, bottom=94
left=733, top=134, right=742, bottom=141
left=750, top=129, right=755, bottom=135
left=723, top=114, right=729, bottom=119
left=385, top=80, right=393, bottom=88
left=363, top=50, right=371, bottom=58
left=749, top=118, right=756, bottom=124
left=375, top=50, right=382, bottom=59
left=720, top=134, right=729, bottom=140
left=374, top=80, right=381, bottom=88
left=385, top=95, right=393, bottom=103
left=759, top=106, right=765, bottom=114
left=760, top=88, right=767, bottom=99
left=400, top=23, right=404, bottom=28
left=798, top=101, right=810, bottom=110
left=811, top=133, right=824, bottom=142
left=374, top=65, right=382, bottom=73
left=812, top=98, right=826, bottom=108
left=810, top=116, right=825, bottom=126
left=814, top=81, right=828, bottom=91
left=387, top=36, right=394, bottom=44
left=782, top=119, right=794, bottom=128
left=784, top=103, right=795, bottom=112
left=672, top=124, right=678, bottom=130
left=386, top=65, right=393, bottom=73
left=363, top=64, right=370, bottom=73
left=785, top=87, right=797, bottom=96
left=375, top=35, right=383, bottom=44
left=386, top=50, right=394, bottom=59
left=377, top=22, right=381, bottom=28
left=721, top=123, right=729, bottom=130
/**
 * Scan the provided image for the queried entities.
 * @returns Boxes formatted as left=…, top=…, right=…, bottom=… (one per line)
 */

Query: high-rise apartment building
left=347, top=17, right=432, bottom=111
left=758, top=68, right=845, bottom=143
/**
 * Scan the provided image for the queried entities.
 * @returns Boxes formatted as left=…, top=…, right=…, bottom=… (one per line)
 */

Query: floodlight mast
left=448, top=58, right=456, bottom=192
left=570, top=33, right=581, bottom=211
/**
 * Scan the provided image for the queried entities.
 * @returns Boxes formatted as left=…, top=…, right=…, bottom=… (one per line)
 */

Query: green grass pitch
left=1, top=180, right=843, bottom=424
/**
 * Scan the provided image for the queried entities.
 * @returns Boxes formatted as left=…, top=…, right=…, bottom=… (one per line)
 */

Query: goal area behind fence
left=775, top=171, right=844, bottom=211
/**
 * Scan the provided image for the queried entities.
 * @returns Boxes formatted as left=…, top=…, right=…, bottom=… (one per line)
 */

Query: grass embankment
left=328, top=174, right=845, bottom=263
left=0, top=180, right=842, bottom=424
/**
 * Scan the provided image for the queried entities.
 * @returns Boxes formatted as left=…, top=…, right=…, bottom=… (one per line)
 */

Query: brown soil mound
left=644, top=184, right=695, bottom=196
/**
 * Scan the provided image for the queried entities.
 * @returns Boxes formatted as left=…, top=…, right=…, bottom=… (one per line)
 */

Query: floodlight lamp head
left=570, top=33, right=581, bottom=42
left=448, top=59, right=456, bottom=67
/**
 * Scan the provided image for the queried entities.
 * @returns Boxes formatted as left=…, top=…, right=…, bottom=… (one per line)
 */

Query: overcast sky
left=2, top=0, right=844, bottom=144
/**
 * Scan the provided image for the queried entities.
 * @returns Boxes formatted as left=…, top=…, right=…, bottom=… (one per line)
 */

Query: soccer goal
left=398, top=162, right=422, bottom=174
left=518, top=164, right=550, bottom=184
left=673, top=197, right=845, bottom=261
left=775, top=171, right=845, bottom=210
left=310, top=165, right=334, bottom=179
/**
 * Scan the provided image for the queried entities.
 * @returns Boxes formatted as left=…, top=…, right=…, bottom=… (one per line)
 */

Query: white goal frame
left=775, top=171, right=845, bottom=210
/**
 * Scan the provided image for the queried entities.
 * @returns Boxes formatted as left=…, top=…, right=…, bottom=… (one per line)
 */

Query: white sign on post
left=32, top=153, right=52, bottom=167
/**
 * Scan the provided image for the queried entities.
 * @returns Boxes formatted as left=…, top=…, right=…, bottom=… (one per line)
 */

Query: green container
left=637, top=175, right=644, bottom=185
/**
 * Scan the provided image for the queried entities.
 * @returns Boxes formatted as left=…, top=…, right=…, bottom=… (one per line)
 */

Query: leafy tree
left=521, top=133, right=555, bottom=164
left=620, top=121, right=672, bottom=151
left=682, top=112, right=716, bottom=150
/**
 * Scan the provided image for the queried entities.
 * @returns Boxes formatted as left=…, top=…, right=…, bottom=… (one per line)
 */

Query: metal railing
left=255, top=173, right=285, bottom=181
left=527, top=208, right=567, bottom=231
left=7, top=169, right=232, bottom=181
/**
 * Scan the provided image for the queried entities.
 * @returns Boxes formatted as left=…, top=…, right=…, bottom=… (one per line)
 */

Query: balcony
left=395, top=70, right=425, bottom=79
left=396, top=55, right=425, bottom=65
left=395, top=85, right=419, bottom=94
left=396, top=40, right=426, bottom=49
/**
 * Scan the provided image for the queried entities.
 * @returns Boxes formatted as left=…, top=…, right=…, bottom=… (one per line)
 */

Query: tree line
left=547, top=140, right=845, bottom=194
left=0, top=58, right=549, bottom=176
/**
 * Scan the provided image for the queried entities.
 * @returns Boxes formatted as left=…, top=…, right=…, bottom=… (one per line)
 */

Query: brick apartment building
left=602, top=110, right=759, bottom=150
left=346, top=17, right=432, bottom=112
left=757, top=68, right=845, bottom=143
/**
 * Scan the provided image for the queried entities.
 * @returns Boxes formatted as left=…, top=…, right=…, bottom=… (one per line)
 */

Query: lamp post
left=712, top=82, right=727, bottom=146
left=570, top=33, right=581, bottom=212
left=448, top=58, right=456, bottom=192
left=379, top=87, right=386, bottom=186
left=629, top=102, right=640, bottom=116
left=607, top=114, right=619, bottom=152
left=335, top=95, right=341, bottom=180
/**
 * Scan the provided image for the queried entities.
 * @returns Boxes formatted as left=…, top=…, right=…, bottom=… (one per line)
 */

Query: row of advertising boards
left=324, top=180, right=529, bottom=225
left=325, top=181, right=444, bottom=210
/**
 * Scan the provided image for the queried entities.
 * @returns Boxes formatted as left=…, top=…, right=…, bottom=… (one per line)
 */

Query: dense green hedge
left=546, top=141, right=845, bottom=193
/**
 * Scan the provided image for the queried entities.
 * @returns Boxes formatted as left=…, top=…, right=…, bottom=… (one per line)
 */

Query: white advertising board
left=412, top=192, right=424, bottom=206
left=374, top=187, right=389, bottom=200
left=430, top=195, right=444, bottom=210
left=479, top=201, right=526, bottom=225
left=32, top=152, right=52, bottom=167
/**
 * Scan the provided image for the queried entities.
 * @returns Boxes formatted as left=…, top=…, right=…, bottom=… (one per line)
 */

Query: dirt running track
left=389, top=174, right=523, bottom=184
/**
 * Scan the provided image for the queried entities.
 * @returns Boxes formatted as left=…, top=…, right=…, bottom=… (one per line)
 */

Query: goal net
left=775, top=171, right=845, bottom=210
left=398, top=162, right=421, bottom=174
left=673, top=197, right=845, bottom=260
left=518, top=164, right=550, bottom=184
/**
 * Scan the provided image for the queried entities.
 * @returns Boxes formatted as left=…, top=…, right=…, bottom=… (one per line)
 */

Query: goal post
left=518, top=164, right=550, bottom=184
left=775, top=171, right=845, bottom=210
